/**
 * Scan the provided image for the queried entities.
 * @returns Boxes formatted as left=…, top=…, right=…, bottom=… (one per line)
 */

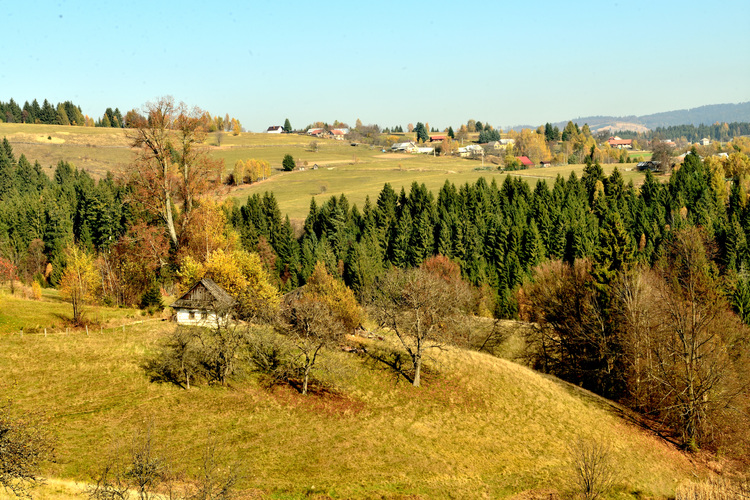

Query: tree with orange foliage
left=126, top=97, right=224, bottom=250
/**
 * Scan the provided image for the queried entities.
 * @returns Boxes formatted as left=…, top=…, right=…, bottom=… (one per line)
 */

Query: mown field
left=0, top=289, right=701, bottom=499
left=1, top=123, right=653, bottom=220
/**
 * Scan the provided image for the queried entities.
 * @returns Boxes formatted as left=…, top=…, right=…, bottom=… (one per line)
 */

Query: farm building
left=391, top=141, right=418, bottom=153
left=636, top=161, right=662, bottom=172
left=170, top=276, right=237, bottom=326
left=458, top=144, right=484, bottom=157
left=266, top=126, right=284, bottom=134
left=517, top=156, right=534, bottom=167
left=607, top=136, right=633, bottom=149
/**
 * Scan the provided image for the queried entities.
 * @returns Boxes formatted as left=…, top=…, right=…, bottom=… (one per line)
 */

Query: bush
left=31, top=281, right=42, bottom=300
left=0, top=403, right=53, bottom=497
left=282, top=154, right=295, bottom=171
left=568, top=437, right=617, bottom=500
left=140, top=281, right=163, bottom=311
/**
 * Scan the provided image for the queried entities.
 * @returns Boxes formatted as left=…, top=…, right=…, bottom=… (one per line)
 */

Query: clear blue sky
left=3, top=0, right=749, bottom=132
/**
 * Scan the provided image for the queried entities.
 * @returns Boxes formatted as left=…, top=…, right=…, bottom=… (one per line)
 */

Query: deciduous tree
left=371, top=262, right=472, bottom=386
left=126, top=97, right=223, bottom=250
left=59, top=245, right=100, bottom=324
left=278, top=262, right=360, bottom=394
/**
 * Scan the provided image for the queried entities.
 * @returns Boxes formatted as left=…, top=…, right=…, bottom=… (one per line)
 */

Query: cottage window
left=201, top=311, right=208, bottom=320
left=188, top=311, right=195, bottom=319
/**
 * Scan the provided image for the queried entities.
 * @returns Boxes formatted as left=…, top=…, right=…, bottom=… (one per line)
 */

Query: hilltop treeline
left=0, top=98, right=88, bottom=126
left=0, top=138, right=129, bottom=288
left=1, top=97, right=241, bottom=131
left=614, top=121, right=750, bottom=143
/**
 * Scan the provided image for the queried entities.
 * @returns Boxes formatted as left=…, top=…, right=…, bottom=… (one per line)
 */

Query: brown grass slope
left=0, top=312, right=700, bottom=499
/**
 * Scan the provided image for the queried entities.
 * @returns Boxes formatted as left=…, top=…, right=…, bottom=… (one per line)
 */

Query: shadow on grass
left=543, top=373, right=681, bottom=447
left=354, top=340, right=415, bottom=386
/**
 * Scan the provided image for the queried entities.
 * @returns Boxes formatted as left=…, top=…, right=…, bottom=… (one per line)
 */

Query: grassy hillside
left=0, top=123, right=651, bottom=220
left=0, top=287, right=143, bottom=334
left=0, top=292, right=700, bottom=499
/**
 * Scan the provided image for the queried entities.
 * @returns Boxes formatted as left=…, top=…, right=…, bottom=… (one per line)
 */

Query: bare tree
left=278, top=294, right=345, bottom=395
left=647, top=228, right=747, bottom=450
left=196, top=306, right=247, bottom=387
left=371, top=265, right=472, bottom=387
left=650, top=140, right=674, bottom=173
left=277, top=263, right=361, bottom=395
left=568, top=436, right=617, bottom=500
left=191, top=436, right=239, bottom=500
left=89, top=429, right=238, bottom=500
left=0, top=403, right=52, bottom=498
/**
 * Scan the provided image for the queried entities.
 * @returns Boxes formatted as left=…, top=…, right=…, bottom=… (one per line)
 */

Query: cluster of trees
left=0, top=97, right=242, bottom=135
left=0, top=97, right=229, bottom=314
left=522, top=227, right=750, bottom=452
left=97, top=107, right=124, bottom=127
left=346, top=119, right=382, bottom=144
left=383, top=125, right=405, bottom=133
left=230, top=158, right=271, bottom=185
left=0, top=98, right=88, bottom=126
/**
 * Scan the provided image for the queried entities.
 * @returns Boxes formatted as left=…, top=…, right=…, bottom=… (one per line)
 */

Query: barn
left=170, top=276, right=237, bottom=326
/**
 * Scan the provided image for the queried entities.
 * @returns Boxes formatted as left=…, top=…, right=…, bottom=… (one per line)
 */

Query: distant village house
left=266, top=126, right=284, bottom=134
left=607, top=136, right=633, bottom=149
left=517, top=156, right=534, bottom=167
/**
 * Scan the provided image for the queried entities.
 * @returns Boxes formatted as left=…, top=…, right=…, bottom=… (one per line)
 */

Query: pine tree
left=0, top=147, right=16, bottom=200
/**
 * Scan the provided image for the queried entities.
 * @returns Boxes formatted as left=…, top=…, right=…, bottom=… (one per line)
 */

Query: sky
left=3, top=0, right=749, bottom=132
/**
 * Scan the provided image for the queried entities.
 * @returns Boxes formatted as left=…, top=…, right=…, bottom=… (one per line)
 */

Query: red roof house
left=607, top=137, right=633, bottom=149
left=517, top=156, right=534, bottom=167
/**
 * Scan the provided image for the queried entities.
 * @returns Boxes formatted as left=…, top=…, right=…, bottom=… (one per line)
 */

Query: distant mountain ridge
left=561, top=102, right=750, bottom=132
left=506, top=102, right=750, bottom=133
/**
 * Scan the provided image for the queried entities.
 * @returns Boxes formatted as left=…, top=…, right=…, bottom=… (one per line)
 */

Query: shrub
left=31, top=281, right=42, bottom=300
left=568, top=437, right=617, bottom=500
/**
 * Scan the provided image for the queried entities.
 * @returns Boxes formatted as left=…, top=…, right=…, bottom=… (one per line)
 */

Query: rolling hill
left=0, top=294, right=704, bottom=499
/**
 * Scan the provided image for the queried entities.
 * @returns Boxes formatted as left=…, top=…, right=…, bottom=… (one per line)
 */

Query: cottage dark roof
left=170, top=277, right=237, bottom=310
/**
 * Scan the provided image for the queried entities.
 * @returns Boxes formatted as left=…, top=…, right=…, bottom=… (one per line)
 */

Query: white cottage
left=170, top=277, right=237, bottom=326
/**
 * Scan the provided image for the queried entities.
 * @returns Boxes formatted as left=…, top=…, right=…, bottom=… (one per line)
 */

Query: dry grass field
left=0, top=289, right=702, bottom=499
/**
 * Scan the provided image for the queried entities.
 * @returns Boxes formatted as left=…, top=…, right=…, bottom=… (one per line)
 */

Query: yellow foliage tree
left=305, top=261, right=362, bottom=331
left=193, top=249, right=280, bottom=321
left=59, top=245, right=100, bottom=324
left=232, top=160, right=245, bottom=185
